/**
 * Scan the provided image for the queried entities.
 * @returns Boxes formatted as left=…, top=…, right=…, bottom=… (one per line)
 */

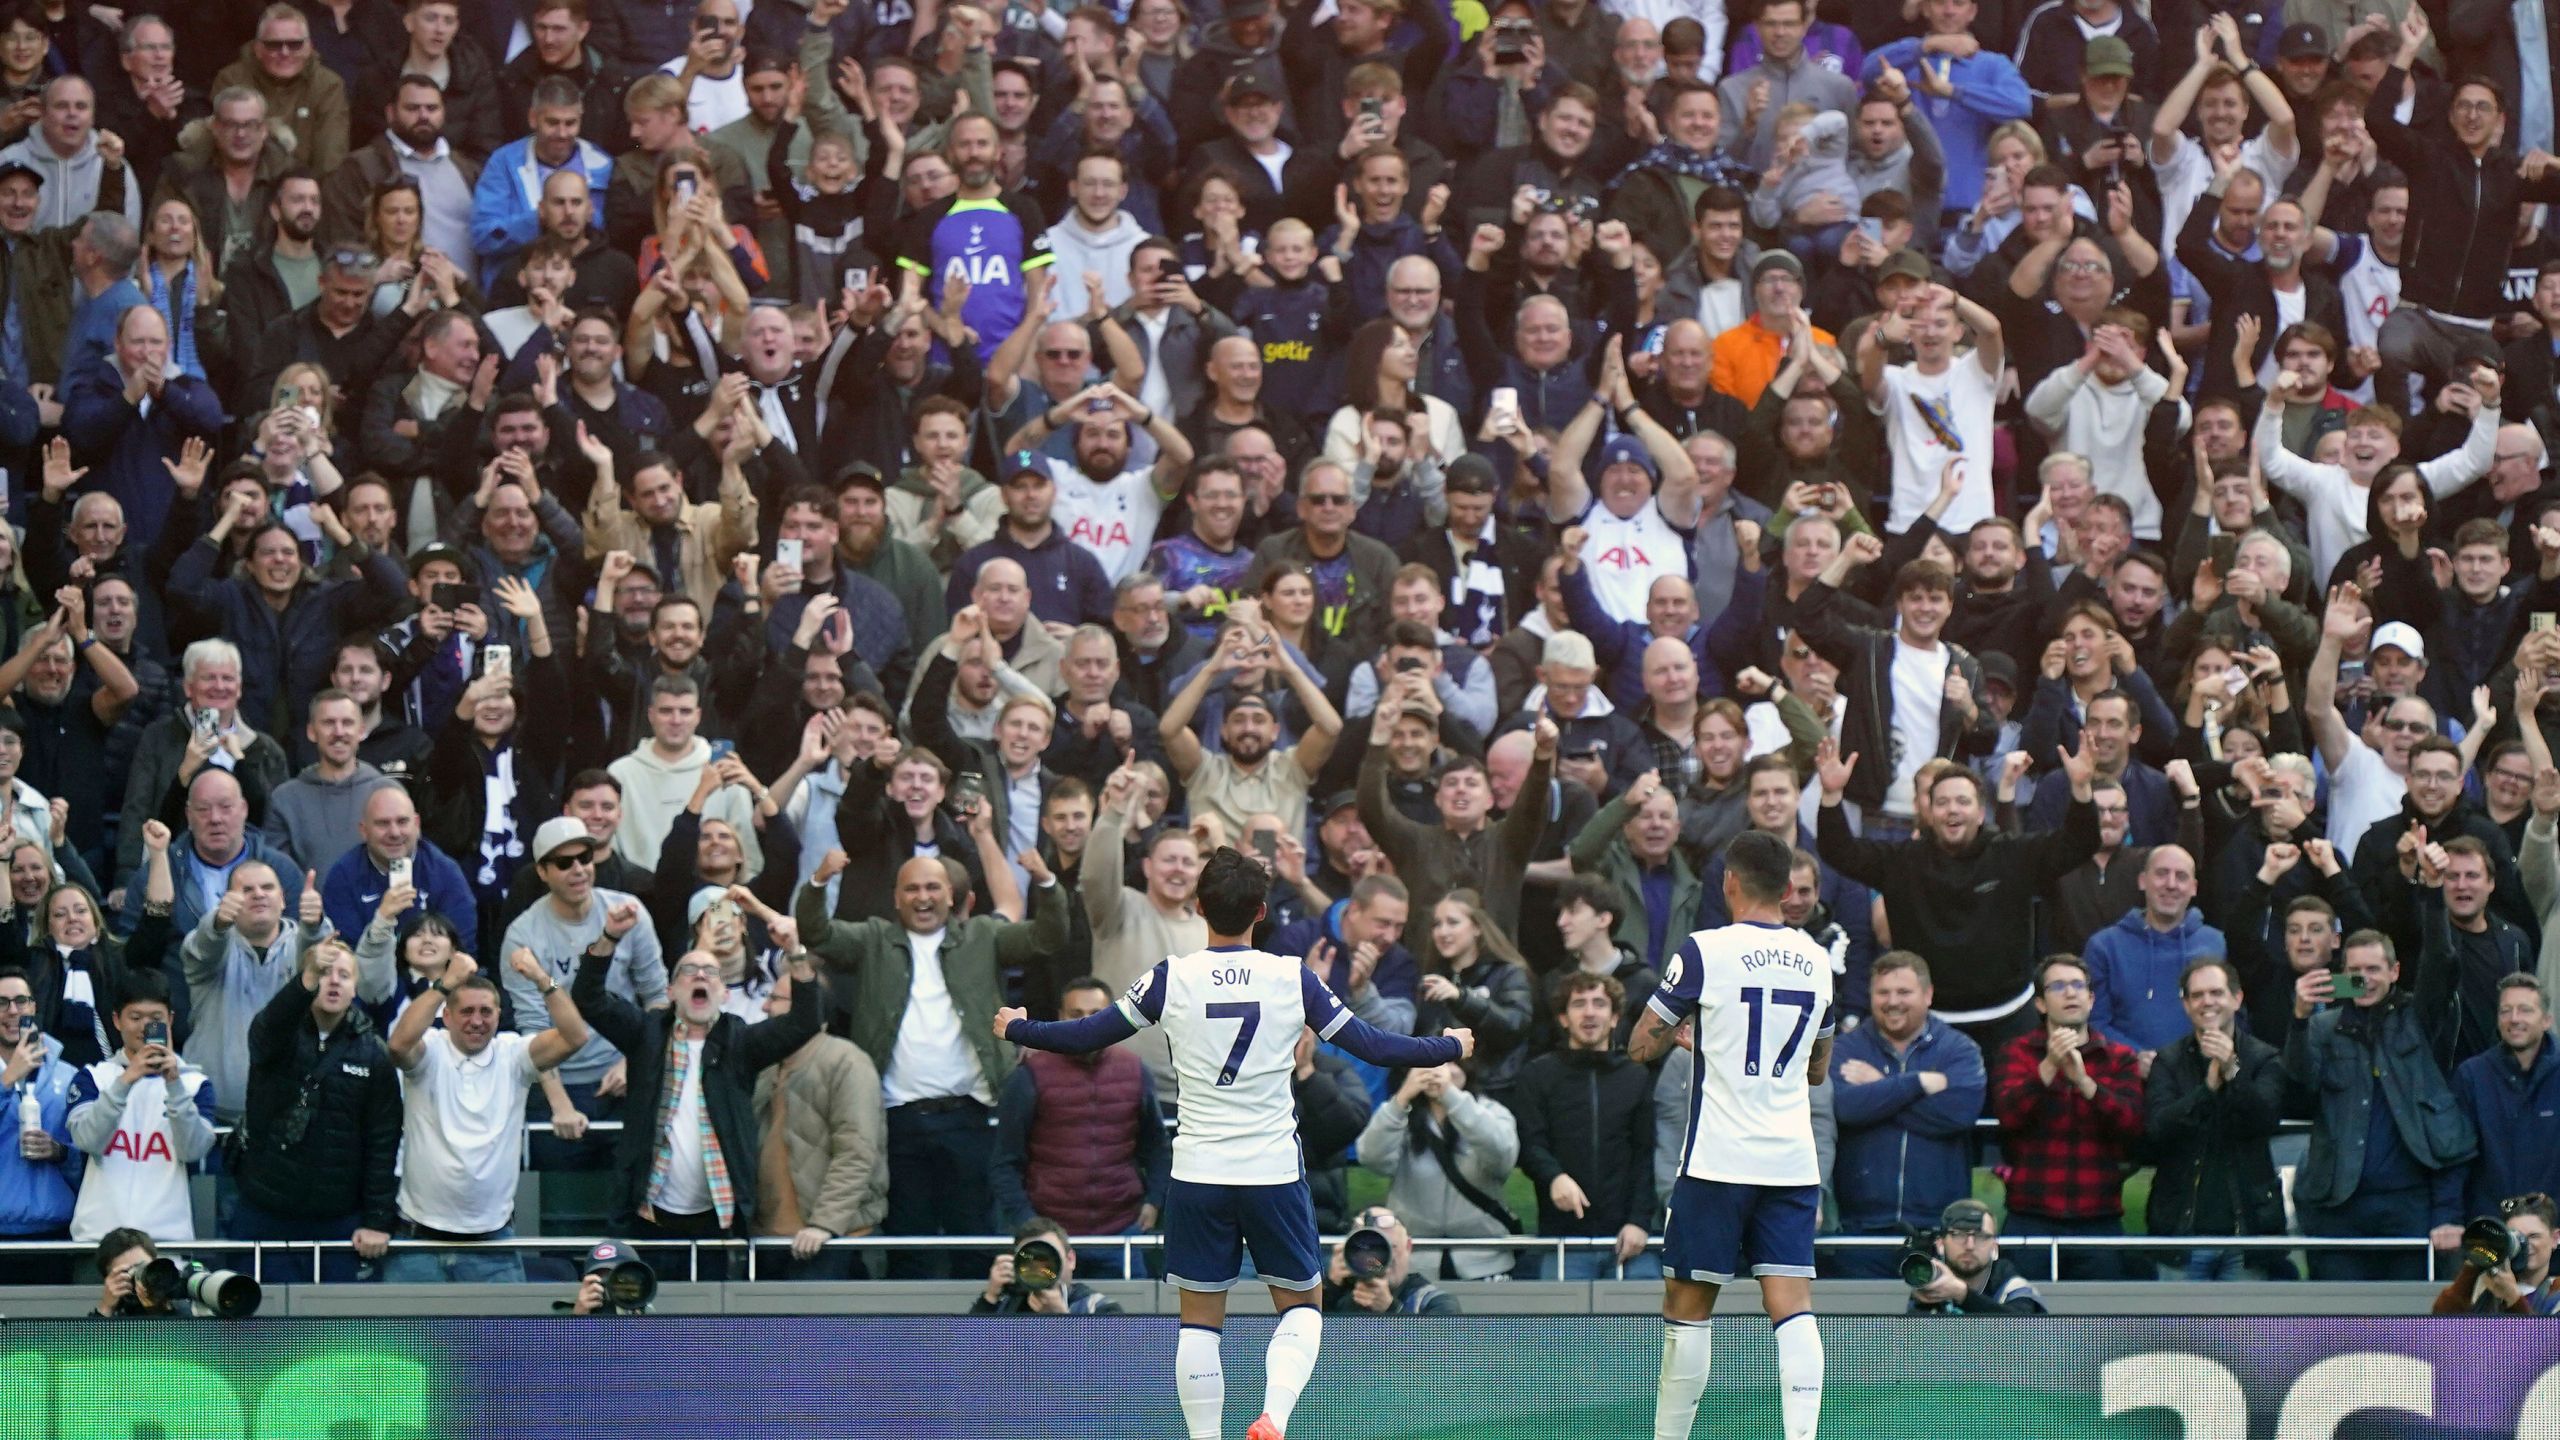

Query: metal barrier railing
left=11, top=1231, right=2446, bottom=1285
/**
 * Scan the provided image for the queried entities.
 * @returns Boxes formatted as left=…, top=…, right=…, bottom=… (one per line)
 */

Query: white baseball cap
left=2370, top=621, right=2426, bottom=663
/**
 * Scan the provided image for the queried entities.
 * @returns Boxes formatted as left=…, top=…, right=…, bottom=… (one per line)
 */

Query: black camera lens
left=1344, top=1226, right=1393, bottom=1280
left=1014, top=1238, right=1064, bottom=1292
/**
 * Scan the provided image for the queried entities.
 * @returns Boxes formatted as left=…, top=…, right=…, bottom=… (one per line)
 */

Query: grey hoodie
left=0, top=128, right=141, bottom=231
left=266, top=762, right=401, bottom=878
left=1748, top=110, right=1861, bottom=232
left=1042, top=209, right=1152, bottom=323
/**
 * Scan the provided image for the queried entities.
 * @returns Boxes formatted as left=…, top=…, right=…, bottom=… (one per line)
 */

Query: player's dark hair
left=1196, top=847, right=1270, bottom=936
left=1724, top=830, right=1793, bottom=905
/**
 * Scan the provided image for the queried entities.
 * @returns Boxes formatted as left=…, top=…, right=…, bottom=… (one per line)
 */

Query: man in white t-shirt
left=1545, top=339, right=1705, bottom=626
left=2149, top=15, right=2300, bottom=280
left=382, top=948, right=594, bottom=1283
left=2255, top=358, right=2499, bottom=583
left=1862, top=281, right=2004, bottom=535
left=1018, top=384, right=1196, bottom=583
left=2306, top=584, right=2437, bottom=859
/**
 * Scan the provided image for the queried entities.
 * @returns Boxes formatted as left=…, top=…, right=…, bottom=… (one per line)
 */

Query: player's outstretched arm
left=1329, top=1013, right=1469, bottom=1070
left=1626, top=1005, right=1690, bottom=1066
left=996, top=1005, right=1140, bottom=1056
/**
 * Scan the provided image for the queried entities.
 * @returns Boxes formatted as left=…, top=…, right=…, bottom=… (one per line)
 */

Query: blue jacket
left=0, top=1034, right=77, bottom=1234
left=321, top=840, right=481, bottom=958
left=1829, top=1015, right=1987, bottom=1233
left=59, top=361, right=227, bottom=556
left=1560, top=560, right=1707, bottom=714
left=469, top=136, right=616, bottom=286
left=2453, top=1039, right=2560, bottom=1219
left=164, top=537, right=407, bottom=744
left=2083, top=908, right=2227, bottom=1054
left=1858, top=45, right=2032, bottom=212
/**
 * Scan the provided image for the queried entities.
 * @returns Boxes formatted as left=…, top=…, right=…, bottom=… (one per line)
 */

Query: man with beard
left=946, top=452, right=1116, bottom=629
left=472, top=77, right=619, bottom=289
left=834, top=468, right=946, bottom=660
left=1455, top=81, right=1607, bottom=242
left=320, top=74, right=483, bottom=258
left=2182, top=185, right=2350, bottom=404
left=586, top=572, right=756, bottom=755
left=1818, top=730, right=2103, bottom=1055
left=1906, top=1198, right=2048, bottom=1312
left=538, top=310, right=672, bottom=506
left=1542, top=339, right=1700, bottom=629
left=796, top=843, right=1062, bottom=1278
left=490, top=170, right=638, bottom=316
left=759, top=486, right=915, bottom=699
left=0, top=587, right=137, bottom=868
left=892, top=112, right=1052, bottom=364
left=1165, top=619, right=1346, bottom=838
left=266, top=686, right=400, bottom=879
left=1000, top=383, right=1194, bottom=586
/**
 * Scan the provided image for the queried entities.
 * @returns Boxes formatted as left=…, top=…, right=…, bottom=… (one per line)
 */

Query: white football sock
left=1262, top=1306, right=1324, bottom=1433
left=1652, top=1318, right=1714, bottom=1440
left=1775, top=1313, right=1825, bottom=1440
left=1177, top=1323, right=1225, bottom=1440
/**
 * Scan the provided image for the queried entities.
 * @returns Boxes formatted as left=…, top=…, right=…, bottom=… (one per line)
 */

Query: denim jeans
left=228, top=1200, right=368, bottom=1283
left=380, top=1226, right=527, bottom=1284
left=1536, top=1247, right=1665, bottom=1280
left=2179, top=1246, right=2246, bottom=1282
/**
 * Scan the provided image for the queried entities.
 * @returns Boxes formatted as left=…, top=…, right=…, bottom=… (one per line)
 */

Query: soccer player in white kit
left=1628, top=830, right=1836, bottom=1440
left=996, top=848, right=1473, bottom=1440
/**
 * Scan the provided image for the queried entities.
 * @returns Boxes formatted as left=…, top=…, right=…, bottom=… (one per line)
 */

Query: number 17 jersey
left=1118, top=945, right=1354, bottom=1188
left=1648, top=921, right=1838, bottom=1187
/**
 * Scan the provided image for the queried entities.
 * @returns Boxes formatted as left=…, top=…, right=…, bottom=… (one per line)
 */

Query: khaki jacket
left=751, top=1034, right=889, bottom=1239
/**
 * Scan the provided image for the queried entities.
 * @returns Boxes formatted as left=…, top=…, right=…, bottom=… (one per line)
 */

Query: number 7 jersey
left=1118, top=945, right=1355, bottom=1188
left=1648, top=921, right=1838, bottom=1187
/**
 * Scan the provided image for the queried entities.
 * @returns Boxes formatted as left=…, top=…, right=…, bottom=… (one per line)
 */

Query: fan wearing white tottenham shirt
left=1543, top=337, right=1705, bottom=627
left=998, top=848, right=1473, bottom=1440
left=1628, top=830, right=1836, bottom=1440
left=1007, top=382, right=1197, bottom=583
left=382, top=947, right=593, bottom=1283
left=1862, top=281, right=2004, bottom=537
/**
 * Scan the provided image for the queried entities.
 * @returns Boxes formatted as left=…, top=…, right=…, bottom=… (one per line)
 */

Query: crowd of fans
left=0, top=0, right=2549, bottom=1309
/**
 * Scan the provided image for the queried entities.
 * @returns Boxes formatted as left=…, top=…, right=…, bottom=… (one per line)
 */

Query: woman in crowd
left=1414, top=889, right=1535, bottom=1110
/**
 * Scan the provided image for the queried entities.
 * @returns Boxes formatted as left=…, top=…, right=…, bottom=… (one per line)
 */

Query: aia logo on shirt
left=1071, top=517, right=1134, bottom=551
left=1594, top=543, right=1655, bottom=571
left=107, top=1130, right=173, bottom=1161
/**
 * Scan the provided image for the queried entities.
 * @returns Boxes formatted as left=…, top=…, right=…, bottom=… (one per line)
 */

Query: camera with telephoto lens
left=1898, top=1228, right=1943, bottom=1289
left=2463, top=1216, right=2531, bottom=1276
left=135, top=1257, right=261, bottom=1318
left=580, top=1241, right=657, bottom=1314
left=1012, top=1237, right=1065, bottom=1293
left=1343, top=1226, right=1394, bottom=1280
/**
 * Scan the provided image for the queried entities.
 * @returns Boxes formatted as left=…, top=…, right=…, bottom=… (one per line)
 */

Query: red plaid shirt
left=1991, top=1027, right=2146, bottom=1220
